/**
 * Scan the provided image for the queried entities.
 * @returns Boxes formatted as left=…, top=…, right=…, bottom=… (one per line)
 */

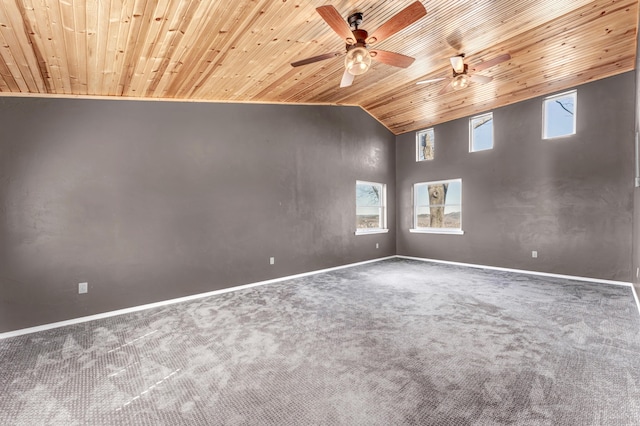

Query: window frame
left=410, top=178, right=464, bottom=235
left=469, top=112, right=494, bottom=152
left=416, top=128, right=435, bottom=162
left=542, top=89, right=577, bottom=140
left=355, top=180, right=389, bottom=235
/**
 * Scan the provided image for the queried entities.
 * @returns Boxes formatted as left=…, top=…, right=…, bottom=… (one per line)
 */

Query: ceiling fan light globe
left=345, top=46, right=371, bottom=76
left=452, top=73, right=470, bottom=90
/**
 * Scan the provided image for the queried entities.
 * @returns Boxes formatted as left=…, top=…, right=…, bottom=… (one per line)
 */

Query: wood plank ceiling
left=0, top=0, right=637, bottom=135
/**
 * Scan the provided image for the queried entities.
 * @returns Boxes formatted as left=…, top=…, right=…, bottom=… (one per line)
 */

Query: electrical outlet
left=78, top=282, right=88, bottom=294
left=269, top=257, right=275, bottom=265
left=531, top=251, right=538, bottom=258
left=376, top=243, right=379, bottom=249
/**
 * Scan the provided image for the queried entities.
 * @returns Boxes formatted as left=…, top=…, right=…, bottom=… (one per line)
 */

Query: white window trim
left=409, top=228, right=464, bottom=235
left=542, top=89, right=577, bottom=140
left=355, top=180, right=388, bottom=235
left=411, top=178, right=463, bottom=235
left=355, top=228, right=390, bottom=235
left=469, top=112, right=494, bottom=152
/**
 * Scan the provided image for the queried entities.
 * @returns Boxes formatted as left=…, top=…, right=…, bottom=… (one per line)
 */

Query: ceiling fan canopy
left=291, top=2, right=427, bottom=88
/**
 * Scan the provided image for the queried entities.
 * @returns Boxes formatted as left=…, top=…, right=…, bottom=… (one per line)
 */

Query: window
left=411, top=179, right=463, bottom=234
left=543, top=90, right=576, bottom=139
left=470, top=112, right=493, bottom=152
left=416, top=128, right=435, bottom=161
left=355, top=181, right=388, bottom=235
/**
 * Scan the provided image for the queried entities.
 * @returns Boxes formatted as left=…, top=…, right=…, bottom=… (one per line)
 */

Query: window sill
left=409, top=228, right=464, bottom=235
left=543, top=133, right=576, bottom=140
left=355, top=229, right=389, bottom=236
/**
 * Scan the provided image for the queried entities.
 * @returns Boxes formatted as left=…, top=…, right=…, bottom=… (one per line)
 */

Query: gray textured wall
left=396, top=72, right=635, bottom=282
left=0, top=98, right=396, bottom=332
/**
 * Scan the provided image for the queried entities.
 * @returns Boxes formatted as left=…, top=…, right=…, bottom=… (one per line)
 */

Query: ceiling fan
left=290, top=1, right=427, bottom=88
left=416, top=53, right=511, bottom=94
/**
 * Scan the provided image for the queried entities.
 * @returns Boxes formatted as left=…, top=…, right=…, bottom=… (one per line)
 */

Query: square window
left=355, top=181, right=387, bottom=235
left=416, top=128, right=435, bottom=161
left=411, top=179, right=462, bottom=234
left=543, top=90, right=576, bottom=139
left=470, top=112, right=493, bottom=152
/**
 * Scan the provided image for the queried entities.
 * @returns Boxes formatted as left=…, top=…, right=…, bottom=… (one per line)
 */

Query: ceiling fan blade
left=445, top=29, right=463, bottom=52
left=366, top=1, right=427, bottom=45
left=438, top=80, right=454, bottom=95
left=291, top=51, right=343, bottom=67
left=450, top=56, right=464, bottom=73
left=471, top=53, right=511, bottom=72
left=469, top=74, right=493, bottom=84
left=316, top=5, right=355, bottom=44
left=416, top=77, right=446, bottom=85
left=340, top=69, right=355, bottom=88
left=370, top=50, right=415, bottom=68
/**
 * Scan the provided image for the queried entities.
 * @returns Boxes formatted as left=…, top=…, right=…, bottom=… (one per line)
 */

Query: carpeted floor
left=1, top=258, right=640, bottom=425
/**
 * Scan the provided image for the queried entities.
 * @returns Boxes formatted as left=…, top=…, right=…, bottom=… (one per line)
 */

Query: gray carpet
left=1, top=258, right=640, bottom=425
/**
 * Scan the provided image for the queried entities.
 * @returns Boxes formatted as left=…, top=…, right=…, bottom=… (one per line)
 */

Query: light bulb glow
left=452, top=74, right=470, bottom=90
left=344, top=47, right=371, bottom=76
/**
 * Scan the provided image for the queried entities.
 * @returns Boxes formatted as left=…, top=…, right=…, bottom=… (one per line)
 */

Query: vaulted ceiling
left=0, top=0, right=637, bottom=134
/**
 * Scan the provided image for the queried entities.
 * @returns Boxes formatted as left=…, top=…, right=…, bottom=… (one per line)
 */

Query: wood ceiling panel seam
left=501, top=2, right=637, bottom=58
left=152, top=0, right=217, bottom=98
left=0, top=73, right=14, bottom=91
left=99, top=0, right=123, bottom=94
left=136, top=0, right=181, bottom=96
left=128, top=0, right=173, bottom=96
left=105, top=0, right=136, bottom=96
left=1, top=0, right=48, bottom=92
left=16, top=8, right=51, bottom=92
left=164, top=1, right=240, bottom=97
left=188, top=0, right=277, bottom=99
left=72, top=0, right=88, bottom=94
left=136, top=0, right=175, bottom=96
left=49, top=0, right=73, bottom=93
left=59, top=0, right=82, bottom=93
left=89, top=0, right=111, bottom=95
left=230, top=4, right=321, bottom=100
left=0, top=0, right=43, bottom=92
left=248, top=33, right=344, bottom=102
left=0, top=52, right=21, bottom=91
left=0, top=6, right=30, bottom=92
left=281, top=67, right=347, bottom=103
left=188, top=2, right=275, bottom=98
left=143, top=0, right=200, bottom=96
left=21, top=0, right=61, bottom=92
left=83, top=0, right=95, bottom=93
left=117, top=0, right=155, bottom=96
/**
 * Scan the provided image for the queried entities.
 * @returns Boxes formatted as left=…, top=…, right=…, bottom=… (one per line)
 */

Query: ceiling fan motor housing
left=348, top=29, right=369, bottom=48
left=453, top=63, right=468, bottom=77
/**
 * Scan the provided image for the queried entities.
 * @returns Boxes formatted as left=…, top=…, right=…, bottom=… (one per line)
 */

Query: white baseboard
left=396, top=255, right=633, bottom=286
left=0, top=256, right=395, bottom=340
left=632, top=285, right=640, bottom=316
left=397, top=255, right=640, bottom=316
left=3, top=254, right=638, bottom=339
